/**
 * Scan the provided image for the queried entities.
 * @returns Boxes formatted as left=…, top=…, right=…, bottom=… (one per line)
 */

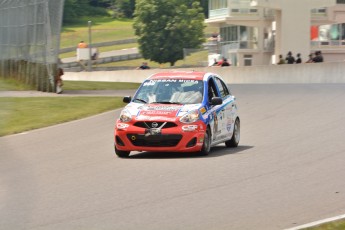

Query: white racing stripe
left=285, top=214, right=345, bottom=230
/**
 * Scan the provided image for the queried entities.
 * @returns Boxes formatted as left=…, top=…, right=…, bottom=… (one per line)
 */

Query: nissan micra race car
left=114, top=71, right=240, bottom=157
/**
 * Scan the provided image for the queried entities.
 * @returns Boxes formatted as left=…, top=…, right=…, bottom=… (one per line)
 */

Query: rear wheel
left=225, top=118, right=240, bottom=148
left=200, top=127, right=211, bottom=155
left=115, top=145, right=130, bottom=158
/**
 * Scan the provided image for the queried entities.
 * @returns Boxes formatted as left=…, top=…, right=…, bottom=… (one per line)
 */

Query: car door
left=213, top=76, right=236, bottom=140
left=206, top=77, right=224, bottom=142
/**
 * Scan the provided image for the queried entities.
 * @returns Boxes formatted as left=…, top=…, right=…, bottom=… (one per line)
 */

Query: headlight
left=179, top=109, right=200, bottom=123
left=119, top=109, right=132, bottom=122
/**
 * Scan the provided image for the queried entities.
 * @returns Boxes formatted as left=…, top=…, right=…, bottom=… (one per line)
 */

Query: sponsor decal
left=138, top=104, right=182, bottom=117
left=140, top=110, right=173, bottom=115
left=136, top=116, right=176, bottom=122
left=147, top=79, right=198, bottom=83
left=200, top=107, right=207, bottom=114
left=227, top=123, right=232, bottom=132
left=226, top=119, right=234, bottom=132
left=117, top=123, right=129, bottom=130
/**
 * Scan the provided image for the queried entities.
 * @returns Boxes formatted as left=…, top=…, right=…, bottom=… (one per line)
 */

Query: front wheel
left=115, top=145, right=130, bottom=158
left=225, top=118, right=240, bottom=148
left=200, top=128, right=211, bottom=155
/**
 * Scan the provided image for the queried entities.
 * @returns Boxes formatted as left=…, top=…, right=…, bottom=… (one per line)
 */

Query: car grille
left=133, top=121, right=177, bottom=129
left=127, top=134, right=182, bottom=147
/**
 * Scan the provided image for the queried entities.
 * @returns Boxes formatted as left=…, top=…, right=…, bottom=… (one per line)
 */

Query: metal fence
left=0, top=0, right=64, bottom=92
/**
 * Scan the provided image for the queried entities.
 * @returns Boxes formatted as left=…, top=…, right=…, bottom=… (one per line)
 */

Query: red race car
left=114, top=71, right=240, bottom=157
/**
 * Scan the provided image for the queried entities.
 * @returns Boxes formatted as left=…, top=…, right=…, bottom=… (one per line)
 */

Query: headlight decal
left=179, top=109, right=200, bottom=123
left=119, top=109, right=132, bottom=122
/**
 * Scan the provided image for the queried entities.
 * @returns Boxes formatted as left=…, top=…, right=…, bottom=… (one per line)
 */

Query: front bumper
left=114, top=120, right=206, bottom=152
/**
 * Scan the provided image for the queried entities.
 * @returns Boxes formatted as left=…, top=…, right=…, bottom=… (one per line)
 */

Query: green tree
left=199, top=0, right=209, bottom=18
left=133, top=0, right=205, bottom=66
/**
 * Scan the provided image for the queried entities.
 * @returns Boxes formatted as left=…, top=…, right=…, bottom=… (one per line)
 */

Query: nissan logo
left=152, top=122, right=158, bottom=128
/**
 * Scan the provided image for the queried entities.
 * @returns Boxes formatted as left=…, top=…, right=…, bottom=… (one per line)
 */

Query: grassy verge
left=302, top=218, right=345, bottom=230
left=0, top=78, right=139, bottom=136
left=0, top=97, right=125, bottom=136
left=0, top=77, right=141, bottom=91
left=62, top=81, right=140, bottom=90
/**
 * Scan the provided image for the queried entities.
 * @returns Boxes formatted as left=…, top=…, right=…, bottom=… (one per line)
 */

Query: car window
left=207, top=78, right=219, bottom=102
left=134, top=79, right=203, bottom=104
left=214, top=77, right=230, bottom=98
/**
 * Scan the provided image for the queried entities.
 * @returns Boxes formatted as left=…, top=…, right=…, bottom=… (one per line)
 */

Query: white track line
left=285, top=214, right=345, bottom=230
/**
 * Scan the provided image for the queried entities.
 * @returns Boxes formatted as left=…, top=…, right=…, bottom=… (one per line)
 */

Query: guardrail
left=59, top=38, right=137, bottom=54
left=60, top=53, right=142, bottom=70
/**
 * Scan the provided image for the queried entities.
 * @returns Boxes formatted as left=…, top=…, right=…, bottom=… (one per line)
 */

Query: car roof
left=148, top=71, right=209, bottom=81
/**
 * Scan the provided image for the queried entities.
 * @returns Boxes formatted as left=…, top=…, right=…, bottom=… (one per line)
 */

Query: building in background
left=205, top=0, right=345, bottom=66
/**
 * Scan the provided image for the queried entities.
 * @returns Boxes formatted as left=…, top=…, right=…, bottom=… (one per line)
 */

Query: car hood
left=126, top=103, right=201, bottom=121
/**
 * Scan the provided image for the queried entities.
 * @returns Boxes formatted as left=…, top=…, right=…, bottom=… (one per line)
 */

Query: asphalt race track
left=1, top=84, right=345, bottom=230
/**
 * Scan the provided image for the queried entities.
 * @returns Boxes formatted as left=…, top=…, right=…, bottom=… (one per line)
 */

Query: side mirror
left=211, top=97, right=222, bottom=105
left=123, top=96, right=132, bottom=103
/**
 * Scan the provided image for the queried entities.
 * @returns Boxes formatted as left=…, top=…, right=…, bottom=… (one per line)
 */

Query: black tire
left=200, top=127, right=211, bottom=155
left=225, top=118, right=240, bottom=148
left=115, top=145, right=130, bottom=158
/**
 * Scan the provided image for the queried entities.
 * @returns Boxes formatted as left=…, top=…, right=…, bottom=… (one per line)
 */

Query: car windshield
left=134, top=79, right=204, bottom=104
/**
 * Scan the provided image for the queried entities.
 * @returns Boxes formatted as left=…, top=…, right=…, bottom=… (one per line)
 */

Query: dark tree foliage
left=113, top=0, right=136, bottom=18
left=63, top=0, right=109, bottom=24
left=89, top=0, right=112, bottom=7
left=199, top=0, right=209, bottom=18
left=133, top=0, right=205, bottom=66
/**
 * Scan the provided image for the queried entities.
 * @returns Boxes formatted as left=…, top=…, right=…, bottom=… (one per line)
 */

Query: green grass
left=62, top=81, right=140, bottom=90
left=302, top=219, right=345, bottom=230
left=0, top=97, right=125, bottom=136
left=61, top=17, right=135, bottom=49
left=0, top=77, right=140, bottom=136
left=0, top=77, right=140, bottom=91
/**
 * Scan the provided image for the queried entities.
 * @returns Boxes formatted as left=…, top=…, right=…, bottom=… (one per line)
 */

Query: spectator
left=306, top=53, right=314, bottom=63
left=208, top=32, right=219, bottom=41
left=55, top=67, right=64, bottom=94
left=277, top=55, right=285, bottom=65
left=217, top=57, right=230, bottom=67
left=136, top=62, right=150, bottom=70
left=295, top=53, right=302, bottom=63
left=77, top=41, right=88, bottom=48
left=210, top=58, right=218, bottom=66
left=312, top=51, right=324, bottom=63
left=91, top=48, right=99, bottom=60
left=221, top=58, right=230, bottom=67
left=216, top=57, right=224, bottom=66
left=285, top=51, right=295, bottom=64
left=319, top=51, right=324, bottom=62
